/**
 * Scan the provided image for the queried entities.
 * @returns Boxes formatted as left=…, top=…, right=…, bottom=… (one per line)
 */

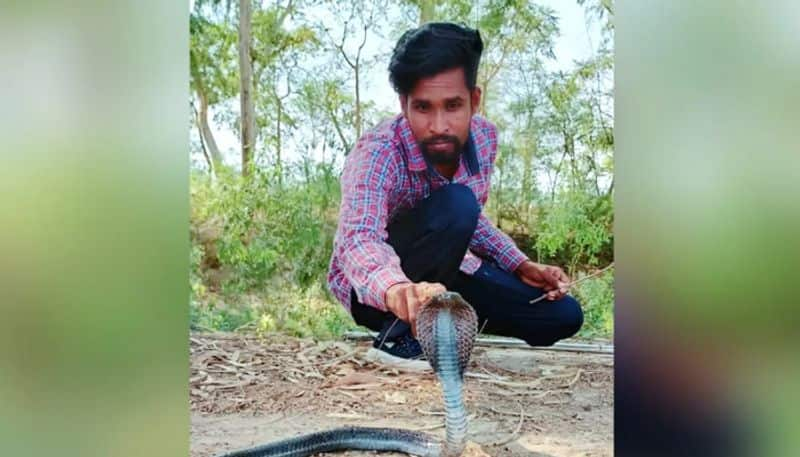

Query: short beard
left=420, top=134, right=463, bottom=166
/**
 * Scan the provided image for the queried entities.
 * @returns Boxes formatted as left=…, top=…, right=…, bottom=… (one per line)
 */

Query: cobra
left=217, top=291, right=479, bottom=457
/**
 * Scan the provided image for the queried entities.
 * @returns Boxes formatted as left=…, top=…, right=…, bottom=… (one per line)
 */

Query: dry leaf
left=462, top=441, right=491, bottom=457
left=336, top=366, right=355, bottom=376
left=204, top=380, right=251, bottom=390
left=190, top=388, right=208, bottom=398
left=333, top=372, right=381, bottom=387
left=384, top=391, right=407, bottom=404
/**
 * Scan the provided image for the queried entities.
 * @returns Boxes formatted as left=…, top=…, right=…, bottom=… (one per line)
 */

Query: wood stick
left=529, top=262, right=615, bottom=304
left=487, top=401, right=525, bottom=446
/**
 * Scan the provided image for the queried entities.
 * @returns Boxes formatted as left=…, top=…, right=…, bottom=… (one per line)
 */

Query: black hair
left=388, top=22, right=483, bottom=96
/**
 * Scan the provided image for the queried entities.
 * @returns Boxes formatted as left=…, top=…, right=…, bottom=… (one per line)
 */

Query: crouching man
left=327, top=22, right=583, bottom=369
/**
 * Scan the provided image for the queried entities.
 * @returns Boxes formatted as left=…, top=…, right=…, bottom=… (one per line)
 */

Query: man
left=327, top=22, right=583, bottom=369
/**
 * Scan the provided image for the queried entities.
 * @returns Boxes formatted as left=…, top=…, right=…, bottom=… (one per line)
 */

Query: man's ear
left=470, top=87, right=482, bottom=115
left=399, top=95, right=408, bottom=117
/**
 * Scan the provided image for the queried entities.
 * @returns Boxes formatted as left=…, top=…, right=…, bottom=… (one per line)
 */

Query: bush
left=190, top=168, right=350, bottom=339
left=189, top=284, right=357, bottom=339
left=533, top=190, right=613, bottom=273
left=573, top=270, right=614, bottom=339
left=191, top=169, right=337, bottom=293
left=189, top=169, right=614, bottom=340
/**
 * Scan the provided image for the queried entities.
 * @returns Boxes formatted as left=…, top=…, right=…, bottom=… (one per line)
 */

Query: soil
left=190, top=332, right=613, bottom=457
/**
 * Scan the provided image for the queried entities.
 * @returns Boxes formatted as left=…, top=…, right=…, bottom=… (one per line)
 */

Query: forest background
left=189, top=0, right=615, bottom=340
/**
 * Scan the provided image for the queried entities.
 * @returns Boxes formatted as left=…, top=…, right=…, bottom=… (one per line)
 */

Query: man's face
left=400, top=67, right=481, bottom=165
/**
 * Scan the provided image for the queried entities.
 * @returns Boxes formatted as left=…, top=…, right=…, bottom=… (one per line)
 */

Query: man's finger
left=408, top=302, right=418, bottom=337
left=420, top=284, right=435, bottom=300
left=546, top=268, right=561, bottom=288
left=425, top=283, right=445, bottom=297
left=413, top=284, right=426, bottom=305
left=419, top=284, right=445, bottom=306
left=557, top=269, right=571, bottom=284
left=398, top=289, right=414, bottom=322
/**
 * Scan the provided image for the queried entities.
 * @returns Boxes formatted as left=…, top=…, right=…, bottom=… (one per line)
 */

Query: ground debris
left=190, top=332, right=613, bottom=457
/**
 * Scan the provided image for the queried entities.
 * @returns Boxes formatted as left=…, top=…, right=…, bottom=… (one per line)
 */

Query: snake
left=217, top=291, right=479, bottom=457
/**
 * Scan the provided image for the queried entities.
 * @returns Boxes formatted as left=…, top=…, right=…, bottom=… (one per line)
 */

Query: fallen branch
left=322, top=349, right=359, bottom=367
left=566, top=368, right=583, bottom=389
left=476, top=378, right=542, bottom=389
left=416, top=408, right=446, bottom=416
left=486, top=401, right=525, bottom=446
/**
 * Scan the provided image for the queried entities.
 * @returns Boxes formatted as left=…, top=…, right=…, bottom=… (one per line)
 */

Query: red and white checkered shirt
left=327, top=114, right=529, bottom=312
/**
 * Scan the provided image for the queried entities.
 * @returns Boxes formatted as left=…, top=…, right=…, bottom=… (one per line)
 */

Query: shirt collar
left=396, top=114, right=480, bottom=176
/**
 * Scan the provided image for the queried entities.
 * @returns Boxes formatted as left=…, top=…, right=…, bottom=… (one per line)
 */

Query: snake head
left=416, top=291, right=478, bottom=377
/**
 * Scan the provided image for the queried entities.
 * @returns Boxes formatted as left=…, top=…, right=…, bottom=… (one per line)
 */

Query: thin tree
left=238, top=0, right=256, bottom=176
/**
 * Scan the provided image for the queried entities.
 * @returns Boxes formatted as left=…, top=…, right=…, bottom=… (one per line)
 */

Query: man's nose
left=430, top=110, right=448, bottom=135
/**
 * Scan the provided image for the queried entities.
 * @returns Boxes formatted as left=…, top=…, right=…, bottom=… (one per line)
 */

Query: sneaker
left=365, top=332, right=431, bottom=372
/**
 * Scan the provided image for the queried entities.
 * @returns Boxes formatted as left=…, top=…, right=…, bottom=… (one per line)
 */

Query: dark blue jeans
left=350, top=183, right=583, bottom=346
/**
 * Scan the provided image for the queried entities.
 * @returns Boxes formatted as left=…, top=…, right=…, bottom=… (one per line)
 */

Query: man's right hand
left=385, top=281, right=447, bottom=336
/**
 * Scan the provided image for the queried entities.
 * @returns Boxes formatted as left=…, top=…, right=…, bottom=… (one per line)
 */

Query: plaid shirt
left=327, top=114, right=529, bottom=312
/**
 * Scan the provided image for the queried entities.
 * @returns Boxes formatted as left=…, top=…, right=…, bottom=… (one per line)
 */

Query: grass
left=190, top=282, right=359, bottom=339
left=572, top=271, right=614, bottom=339
left=190, top=272, right=614, bottom=341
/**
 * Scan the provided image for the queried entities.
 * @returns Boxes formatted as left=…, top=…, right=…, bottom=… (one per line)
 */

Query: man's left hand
left=515, top=260, right=571, bottom=301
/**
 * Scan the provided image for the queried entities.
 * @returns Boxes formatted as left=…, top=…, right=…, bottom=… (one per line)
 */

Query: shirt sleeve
left=336, top=140, right=410, bottom=311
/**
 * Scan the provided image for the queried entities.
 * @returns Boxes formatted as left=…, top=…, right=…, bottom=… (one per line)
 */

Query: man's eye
left=447, top=102, right=461, bottom=110
left=415, top=104, right=429, bottom=112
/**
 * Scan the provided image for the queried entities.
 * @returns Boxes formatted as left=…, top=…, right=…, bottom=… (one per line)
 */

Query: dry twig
left=486, top=401, right=525, bottom=446
left=529, top=262, right=615, bottom=304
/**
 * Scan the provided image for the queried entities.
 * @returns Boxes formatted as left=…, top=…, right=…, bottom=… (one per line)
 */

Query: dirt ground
left=190, top=332, right=613, bottom=457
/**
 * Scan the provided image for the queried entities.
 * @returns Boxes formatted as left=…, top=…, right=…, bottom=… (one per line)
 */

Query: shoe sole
left=364, top=348, right=432, bottom=372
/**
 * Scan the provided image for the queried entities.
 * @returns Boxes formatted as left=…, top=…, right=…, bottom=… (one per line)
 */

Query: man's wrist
left=514, top=260, right=540, bottom=276
left=383, top=280, right=412, bottom=310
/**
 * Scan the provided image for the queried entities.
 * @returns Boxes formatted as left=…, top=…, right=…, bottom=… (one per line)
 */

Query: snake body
left=217, top=291, right=478, bottom=457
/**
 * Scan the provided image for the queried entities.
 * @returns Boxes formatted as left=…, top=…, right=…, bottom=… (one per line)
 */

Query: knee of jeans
left=431, top=183, right=479, bottom=233
left=557, top=295, right=584, bottom=337
left=527, top=296, right=584, bottom=346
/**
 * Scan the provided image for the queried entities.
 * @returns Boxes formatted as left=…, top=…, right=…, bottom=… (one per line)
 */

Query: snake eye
left=441, top=291, right=462, bottom=301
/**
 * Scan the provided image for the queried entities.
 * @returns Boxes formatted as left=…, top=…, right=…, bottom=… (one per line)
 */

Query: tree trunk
left=276, top=97, right=283, bottom=188
left=419, top=0, right=434, bottom=24
left=189, top=50, right=224, bottom=172
left=495, top=161, right=503, bottom=228
left=522, top=144, right=534, bottom=224
left=566, top=132, right=579, bottom=187
left=479, top=79, right=489, bottom=116
left=353, top=25, right=368, bottom=140
left=329, top=106, right=350, bottom=153
left=191, top=100, right=215, bottom=175
left=196, top=90, right=224, bottom=170
left=354, top=63, right=361, bottom=139
left=238, top=0, right=256, bottom=176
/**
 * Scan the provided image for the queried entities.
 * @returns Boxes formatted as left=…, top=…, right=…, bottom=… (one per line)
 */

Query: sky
left=360, top=0, right=602, bottom=113
left=198, top=0, right=604, bottom=167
